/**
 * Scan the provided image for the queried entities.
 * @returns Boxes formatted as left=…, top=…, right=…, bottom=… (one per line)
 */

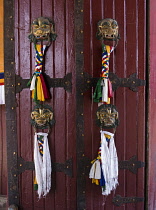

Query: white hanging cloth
left=34, top=132, right=51, bottom=198
left=89, top=159, right=101, bottom=180
left=101, top=78, right=108, bottom=103
left=30, top=75, right=36, bottom=91
left=100, top=130, right=118, bottom=195
left=0, top=85, right=5, bottom=104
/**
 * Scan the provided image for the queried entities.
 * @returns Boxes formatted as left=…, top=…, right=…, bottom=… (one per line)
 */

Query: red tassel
left=108, top=79, right=113, bottom=98
left=40, top=74, right=51, bottom=99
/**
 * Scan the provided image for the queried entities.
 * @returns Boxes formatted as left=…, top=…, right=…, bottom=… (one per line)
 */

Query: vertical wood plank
left=136, top=1, right=146, bottom=209
left=148, top=0, right=156, bottom=209
left=65, top=1, right=76, bottom=209
left=4, top=0, right=19, bottom=205
left=42, top=1, right=55, bottom=210
left=30, top=1, right=45, bottom=209
left=53, top=0, right=66, bottom=209
left=114, top=1, right=126, bottom=210
left=16, top=0, right=34, bottom=209
left=124, top=1, right=138, bottom=209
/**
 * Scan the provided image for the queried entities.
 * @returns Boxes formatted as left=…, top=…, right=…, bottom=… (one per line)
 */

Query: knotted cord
left=93, top=44, right=113, bottom=104
left=27, top=44, right=50, bottom=102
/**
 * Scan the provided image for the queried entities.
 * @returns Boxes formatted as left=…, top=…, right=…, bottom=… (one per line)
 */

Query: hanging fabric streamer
left=27, top=44, right=51, bottom=102
left=27, top=16, right=57, bottom=103
left=91, top=18, right=120, bottom=196
left=28, top=17, right=57, bottom=198
left=0, top=72, right=5, bottom=104
left=31, top=104, right=55, bottom=198
left=34, top=132, right=52, bottom=198
left=89, top=131, right=118, bottom=195
left=93, top=44, right=114, bottom=104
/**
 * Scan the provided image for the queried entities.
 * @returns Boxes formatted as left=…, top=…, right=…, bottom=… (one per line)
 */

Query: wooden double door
left=4, top=0, right=146, bottom=209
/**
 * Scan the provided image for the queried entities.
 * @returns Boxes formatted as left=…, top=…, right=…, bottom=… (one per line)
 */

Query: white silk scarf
left=101, top=131, right=118, bottom=195
left=34, top=132, right=51, bottom=198
left=0, top=85, right=5, bottom=104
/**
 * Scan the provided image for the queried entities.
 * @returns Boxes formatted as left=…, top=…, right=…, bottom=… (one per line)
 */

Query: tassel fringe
left=34, top=132, right=52, bottom=198
left=89, top=131, right=118, bottom=195
left=93, top=44, right=114, bottom=104
left=27, top=44, right=51, bottom=102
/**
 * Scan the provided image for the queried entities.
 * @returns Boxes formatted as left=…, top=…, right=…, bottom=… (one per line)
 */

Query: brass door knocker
left=96, top=104, right=119, bottom=129
left=96, top=18, right=120, bottom=48
left=31, top=104, right=55, bottom=133
left=28, top=16, right=57, bottom=45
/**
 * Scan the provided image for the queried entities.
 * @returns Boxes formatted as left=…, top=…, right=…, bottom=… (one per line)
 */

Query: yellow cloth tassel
left=37, top=76, right=45, bottom=101
left=91, top=159, right=97, bottom=164
left=34, top=176, right=37, bottom=184
left=0, top=78, right=4, bottom=83
left=34, top=176, right=38, bottom=191
left=32, top=89, right=34, bottom=99
left=106, top=97, right=110, bottom=104
left=104, top=133, right=111, bottom=140
left=106, top=45, right=111, bottom=54
left=36, top=44, right=42, bottom=57
left=92, top=178, right=99, bottom=185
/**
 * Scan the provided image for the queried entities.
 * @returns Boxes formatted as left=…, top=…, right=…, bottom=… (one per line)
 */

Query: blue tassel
left=100, top=165, right=105, bottom=187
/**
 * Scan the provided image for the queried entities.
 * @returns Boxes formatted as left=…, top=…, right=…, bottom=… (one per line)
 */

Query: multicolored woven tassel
left=27, top=44, right=50, bottom=102
left=93, top=44, right=113, bottom=104
left=89, top=131, right=118, bottom=195
left=34, top=134, right=44, bottom=191
left=89, top=133, right=111, bottom=187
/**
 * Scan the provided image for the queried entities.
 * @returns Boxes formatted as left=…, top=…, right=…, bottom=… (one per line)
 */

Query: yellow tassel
left=0, top=78, right=4, bottom=83
left=37, top=77, right=45, bottom=101
left=36, top=44, right=41, bottom=53
left=106, top=45, right=111, bottom=54
left=92, top=178, right=99, bottom=185
left=32, top=89, right=34, bottom=99
left=91, top=159, right=97, bottom=164
left=104, top=134, right=111, bottom=140
left=106, top=97, right=110, bottom=104
left=34, top=176, right=37, bottom=184
left=34, top=176, right=38, bottom=191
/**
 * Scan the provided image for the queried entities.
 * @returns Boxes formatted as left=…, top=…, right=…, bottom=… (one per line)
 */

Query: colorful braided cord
left=37, top=135, right=44, bottom=156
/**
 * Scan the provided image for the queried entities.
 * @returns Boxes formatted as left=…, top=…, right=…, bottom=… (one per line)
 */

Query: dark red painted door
left=83, top=0, right=146, bottom=209
left=4, top=0, right=146, bottom=209
left=14, top=0, right=76, bottom=209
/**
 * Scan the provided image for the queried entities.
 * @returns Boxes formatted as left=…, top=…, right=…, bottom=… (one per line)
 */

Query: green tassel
left=33, top=78, right=38, bottom=103
left=27, top=76, right=33, bottom=87
left=102, top=43, right=106, bottom=52
left=34, top=176, right=38, bottom=191
left=34, top=184, right=38, bottom=191
left=93, top=78, right=103, bottom=102
left=101, top=185, right=106, bottom=191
